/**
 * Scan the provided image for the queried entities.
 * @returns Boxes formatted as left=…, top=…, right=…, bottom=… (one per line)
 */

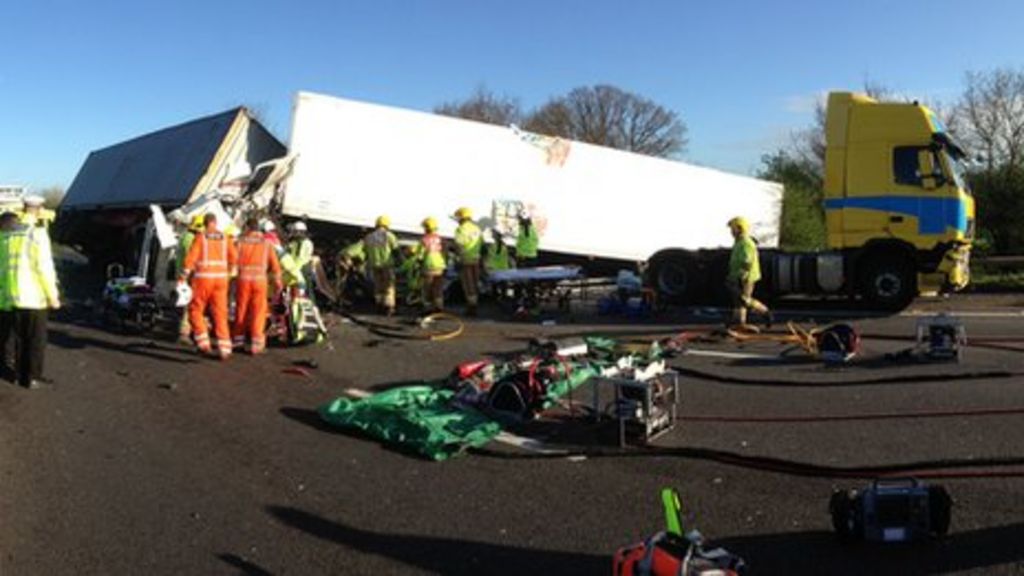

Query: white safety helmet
left=290, top=221, right=308, bottom=233
left=174, top=283, right=193, bottom=308
left=261, top=220, right=276, bottom=233
left=22, top=195, right=45, bottom=208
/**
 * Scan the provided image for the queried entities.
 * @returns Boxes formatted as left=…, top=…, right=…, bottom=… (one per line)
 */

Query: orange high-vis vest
left=183, top=232, right=237, bottom=280
left=237, top=232, right=281, bottom=283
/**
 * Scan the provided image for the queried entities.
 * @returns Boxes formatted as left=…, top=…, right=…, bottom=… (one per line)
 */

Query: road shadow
left=279, top=406, right=442, bottom=460
left=265, top=505, right=607, bottom=576
left=279, top=407, right=342, bottom=435
left=48, top=328, right=198, bottom=365
left=216, top=553, right=273, bottom=576
left=717, top=523, right=1024, bottom=575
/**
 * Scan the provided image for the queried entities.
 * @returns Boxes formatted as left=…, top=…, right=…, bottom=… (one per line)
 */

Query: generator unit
left=830, top=478, right=952, bottom=543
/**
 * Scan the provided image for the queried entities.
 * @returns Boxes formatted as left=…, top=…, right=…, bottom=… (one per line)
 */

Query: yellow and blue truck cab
left=645, top=91, right=975, bottom=311
left=822, top=92, right=974, bottom=308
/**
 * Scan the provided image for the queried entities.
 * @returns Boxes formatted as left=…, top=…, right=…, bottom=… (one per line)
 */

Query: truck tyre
left=859, top=254, right=916, bottom=311
left=829, top=489, right=856, bottom=540
left=647, top=251, right=699, bottom=305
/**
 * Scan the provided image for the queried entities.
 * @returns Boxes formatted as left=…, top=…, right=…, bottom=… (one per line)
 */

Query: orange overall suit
left=232, top=231, right=282, bottom=354
left=182, top=231, right=237, bottom=359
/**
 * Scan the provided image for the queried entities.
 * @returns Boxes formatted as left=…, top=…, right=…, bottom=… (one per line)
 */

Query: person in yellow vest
left=419, top=217, right=446, bottom=312
left=515, top=210, right=540, bottom=268
left=7, top=196, right=60, bottom=389
left=453, top=207, right=482, bottom=316
left=287, top=221, right=315, bottom=290
left=727, top=216, right=772, bottom=330
left=0, top=211, right=19, bottom=378
left=176, top=215, right=205, bottom=343
left=483, top=229, right=514, bottom=303
left=363, top=215, right=399, bottom=315
left=483, top=230, right=514, bottom=274
left=397, top=244, right=422, bottom=307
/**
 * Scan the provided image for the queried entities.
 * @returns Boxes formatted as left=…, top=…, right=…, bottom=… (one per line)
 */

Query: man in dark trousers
left=8, top=196, right=60, bottom=389
left=0, top=211, right=20, bottom=379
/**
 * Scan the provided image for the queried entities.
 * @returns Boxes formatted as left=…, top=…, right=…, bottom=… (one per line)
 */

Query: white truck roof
left=283, top=91, right=781, bottom=262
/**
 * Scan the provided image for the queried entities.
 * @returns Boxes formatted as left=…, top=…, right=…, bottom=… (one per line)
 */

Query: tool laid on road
left=916, top=313, right=967, bottom=362
left=884, top=313, right=968, bottom=363
left=829, top=478, right=952, bottom=543
left=614, top=487, right=746, bottom=576
left=717, top=321, right=862, bottom=364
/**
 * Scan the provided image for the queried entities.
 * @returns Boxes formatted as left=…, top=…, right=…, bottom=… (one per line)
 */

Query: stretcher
left=486, top=266, right=583, bottom=283
left=485, top=266, right=584, bottom=313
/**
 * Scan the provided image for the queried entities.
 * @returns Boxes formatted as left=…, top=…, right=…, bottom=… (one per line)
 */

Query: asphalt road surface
left=1, top=293, right=1022, bottom=575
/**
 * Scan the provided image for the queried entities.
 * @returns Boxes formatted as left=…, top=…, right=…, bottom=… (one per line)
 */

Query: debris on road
left=316, top=336, right=678, bottom=459
left=281, top=367, right=312, bottom=378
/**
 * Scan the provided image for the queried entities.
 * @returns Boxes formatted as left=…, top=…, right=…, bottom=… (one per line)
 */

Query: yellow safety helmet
left=422, top=216, right=438, bottom=232
left=190, top=214, right=205, bottom=230
left=454, top=206, right=473, bottom=221
left=376, top=215, right=391, bottom=229
left=727, top=216, right=750, bottom=234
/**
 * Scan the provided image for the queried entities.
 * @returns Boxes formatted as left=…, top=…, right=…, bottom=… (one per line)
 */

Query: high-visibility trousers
left=232, top=280, right=269, bottom=354
left=422, top=270, right=444, bottom=311
left=371, top=266, right=396, bottom=310
left=728, top=277, right=768, bottom=324
left=189, top=278, right=232, bottom=359
left=459, top=261, right=480, bottom=306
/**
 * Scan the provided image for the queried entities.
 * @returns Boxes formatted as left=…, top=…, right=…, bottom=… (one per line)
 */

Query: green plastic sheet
left=319, top=385, right=501, bottom=461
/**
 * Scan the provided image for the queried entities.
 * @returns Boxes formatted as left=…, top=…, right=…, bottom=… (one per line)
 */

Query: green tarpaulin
left=319, top=385, right=501, bottom=461
left=318, top=338, right=666, bottom=460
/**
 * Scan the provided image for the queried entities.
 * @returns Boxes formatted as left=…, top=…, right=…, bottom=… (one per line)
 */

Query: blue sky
left=2, top=0, right=1022, bottom=191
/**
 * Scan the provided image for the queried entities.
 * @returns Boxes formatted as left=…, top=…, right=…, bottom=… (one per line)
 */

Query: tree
left=434, top=86, right=523, bottom=126
left=947, top=68, right=1024, bottom=172
left=758, top=151, right=826, bottom=250
left=944, top=68, right=1024, bottom=254
left=525, top=85, right=687, bottom=158
left=38, top=186, right=65, bottom=210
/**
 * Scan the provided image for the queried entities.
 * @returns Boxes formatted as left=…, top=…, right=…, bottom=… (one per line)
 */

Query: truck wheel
left=647, top=251, right=699, bottom=305
left=859, top=255, right=916, bottom=311
left=829, top=489, right=856, bottom=540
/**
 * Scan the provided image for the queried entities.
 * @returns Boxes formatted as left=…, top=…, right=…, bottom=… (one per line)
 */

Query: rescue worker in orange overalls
left=179, top=213, right=237, bottom=360
left=232, top=217, right=282, bottom=355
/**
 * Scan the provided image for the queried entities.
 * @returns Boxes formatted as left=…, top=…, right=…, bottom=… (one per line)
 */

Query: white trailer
left=280, top=91, right=782, bottom=266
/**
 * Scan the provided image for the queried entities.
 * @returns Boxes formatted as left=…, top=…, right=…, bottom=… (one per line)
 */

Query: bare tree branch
left=525, top=84, right=688, bottom=158
left=434, top=85, right=523, bottom=126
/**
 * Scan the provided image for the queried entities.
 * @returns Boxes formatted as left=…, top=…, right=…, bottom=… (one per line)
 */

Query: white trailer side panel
left=284, top=91, right=781, bottom=261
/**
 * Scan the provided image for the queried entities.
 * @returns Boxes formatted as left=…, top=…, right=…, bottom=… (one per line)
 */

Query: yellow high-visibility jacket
left=5, top=222, right=59, bottom=309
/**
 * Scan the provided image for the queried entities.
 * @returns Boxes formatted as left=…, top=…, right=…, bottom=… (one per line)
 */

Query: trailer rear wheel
left=859, top=254, right=916, bottom=311
left=647, top=251, right=699, bottom=305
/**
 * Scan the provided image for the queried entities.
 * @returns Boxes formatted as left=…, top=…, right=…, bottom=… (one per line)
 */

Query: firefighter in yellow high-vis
left=726, top=216, right=771, bottom=329
left=453, top=207, right=482, bottom=316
